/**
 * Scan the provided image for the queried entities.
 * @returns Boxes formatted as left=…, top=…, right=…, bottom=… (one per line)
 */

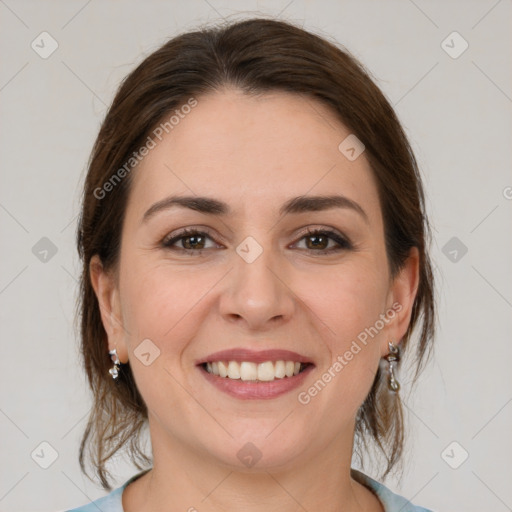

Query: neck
left=123, top=419, right=382, bottom=512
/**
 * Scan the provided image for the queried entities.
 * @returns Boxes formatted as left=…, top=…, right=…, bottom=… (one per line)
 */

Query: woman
left=68, top=17, right=437, bottom=512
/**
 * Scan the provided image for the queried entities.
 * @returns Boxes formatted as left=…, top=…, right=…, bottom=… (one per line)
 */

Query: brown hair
left=76, top=17, right=436, bottom=490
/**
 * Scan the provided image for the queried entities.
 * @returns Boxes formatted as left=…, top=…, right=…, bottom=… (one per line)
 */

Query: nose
left=218, top=239, right=296, bottom=331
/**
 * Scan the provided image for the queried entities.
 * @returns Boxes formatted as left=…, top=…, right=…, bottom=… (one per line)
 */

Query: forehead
left=126, top=89, right=381, bottom=225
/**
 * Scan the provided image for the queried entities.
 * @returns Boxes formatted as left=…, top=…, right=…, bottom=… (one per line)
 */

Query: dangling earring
left=383, top=341, right=400, bottom=392
left=109, top=348, right=121, bottom=379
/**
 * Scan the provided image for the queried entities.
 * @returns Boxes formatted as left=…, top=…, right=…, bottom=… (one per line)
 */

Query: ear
left=89, top=254, right=129, bottom=364
left=381, top=246, right=420, bottom=357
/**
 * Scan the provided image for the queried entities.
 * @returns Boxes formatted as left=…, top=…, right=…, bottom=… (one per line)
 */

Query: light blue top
left=65, top=467, right=435, bottom=511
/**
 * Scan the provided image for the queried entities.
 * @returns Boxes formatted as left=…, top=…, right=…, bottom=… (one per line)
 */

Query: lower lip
left=199, top=364, right=315, bottom=400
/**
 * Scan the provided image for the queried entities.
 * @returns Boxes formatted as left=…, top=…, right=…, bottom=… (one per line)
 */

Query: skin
left=90, top=88, right=419, bottom=512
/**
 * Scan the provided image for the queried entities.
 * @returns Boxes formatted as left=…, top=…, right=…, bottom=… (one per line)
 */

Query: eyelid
left=162, top=226, right=222, bottom=248
left=293, top=225, right=348, bottom=240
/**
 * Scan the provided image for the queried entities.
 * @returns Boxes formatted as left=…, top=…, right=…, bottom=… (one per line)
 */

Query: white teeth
left=258, top=361, right=275, bottom=381
left=227, top=361, right=241, bottom=379
left=274, top=360, right=286, bottom=378
left=218, top=361, right=228, bottom=377
left=240, top=362, right=258, bottom=381
left=205, top=360, right=306, bottom=381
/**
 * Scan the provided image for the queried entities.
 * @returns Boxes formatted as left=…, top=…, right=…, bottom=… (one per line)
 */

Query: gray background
left=1, top=1, right=511, bottom=511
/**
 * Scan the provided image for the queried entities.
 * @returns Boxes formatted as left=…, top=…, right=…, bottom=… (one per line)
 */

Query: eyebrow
left=142, top=194, right=369, bottom=225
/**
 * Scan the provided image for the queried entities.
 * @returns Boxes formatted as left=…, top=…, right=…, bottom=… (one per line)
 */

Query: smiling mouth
left=200, top=360, right=313, bottom=382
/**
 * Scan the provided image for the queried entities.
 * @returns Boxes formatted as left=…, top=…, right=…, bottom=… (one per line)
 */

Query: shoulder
left=64, top=488, right=122, bottom=512
left=64, top=469, right=151, bottom=512
left=351, top=468, right=436, bottom=512
left=64, top=486, right=123, bottom=512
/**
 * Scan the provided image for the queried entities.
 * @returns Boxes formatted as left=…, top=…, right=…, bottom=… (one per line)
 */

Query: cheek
left=118, top=264, right=209, bottom=408
left=298, top=266, right=387, bottom=404
left=301, top=264, right=387, bottom=342
left=120, top=261, right=208, bottom=336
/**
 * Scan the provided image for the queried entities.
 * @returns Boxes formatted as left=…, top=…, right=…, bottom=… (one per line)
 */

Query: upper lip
left=196, top=348, right=314, bottom=365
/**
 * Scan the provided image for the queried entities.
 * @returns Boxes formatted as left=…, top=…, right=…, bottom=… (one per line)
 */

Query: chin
left=204, top=429, right=306, bottom=472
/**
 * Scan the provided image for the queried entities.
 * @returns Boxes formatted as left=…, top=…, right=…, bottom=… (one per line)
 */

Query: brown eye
left=162, top=229, right=217, bottom=252
left=305, top=232, right=330, bottom=250
left=181, top=233, right=206, bottom=250
left=294, top=228, right=352, bottom=254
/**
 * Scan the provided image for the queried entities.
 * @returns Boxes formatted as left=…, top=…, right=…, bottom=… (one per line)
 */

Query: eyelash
left=161, top=227, right=353, bottom=255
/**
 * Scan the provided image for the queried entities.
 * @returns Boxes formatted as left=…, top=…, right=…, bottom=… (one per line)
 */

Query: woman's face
left=92, top=88, right=418, bottom=471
